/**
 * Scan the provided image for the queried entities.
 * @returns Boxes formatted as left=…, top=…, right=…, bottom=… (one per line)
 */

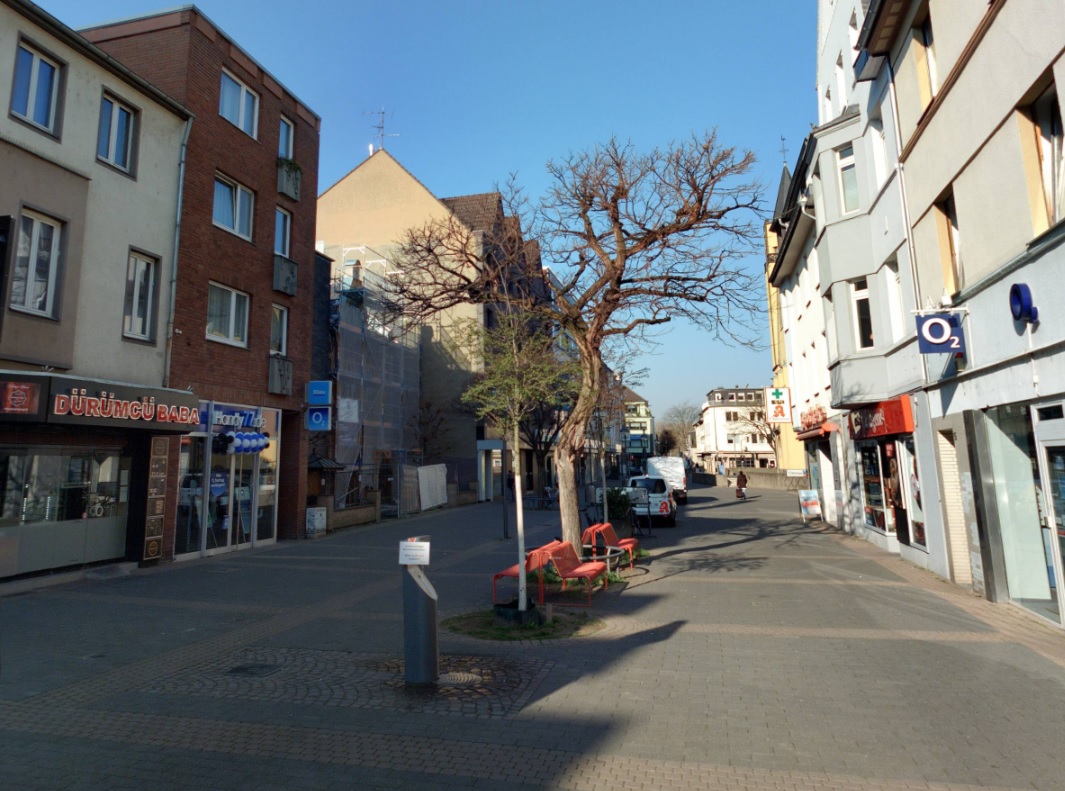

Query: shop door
left=205, top=451, right=257, bottom=553
left=1033, top=404, right=1065, bottom=625
left=1035, top=443, right=1065, bottom=625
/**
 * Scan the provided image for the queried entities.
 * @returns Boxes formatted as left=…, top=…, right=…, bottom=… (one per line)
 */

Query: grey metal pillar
left=402, top=565, right=438, bottom=685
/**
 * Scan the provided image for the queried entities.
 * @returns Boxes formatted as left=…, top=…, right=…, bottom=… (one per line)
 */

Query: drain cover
left=437, top=671, right=483, bottom=688
left=226, top=663, right=280, bottom=677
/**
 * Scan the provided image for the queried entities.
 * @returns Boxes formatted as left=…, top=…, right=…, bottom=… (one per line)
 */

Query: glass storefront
left=0, top=446, right=131, bottom=576
left=175, top=402, right=279, bottom=558
left=985, top=404, right=1058, bottom=622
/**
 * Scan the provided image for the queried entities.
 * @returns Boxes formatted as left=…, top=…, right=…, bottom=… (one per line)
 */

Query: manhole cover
left=226, top=663, right=280, bottom=677
left=437, top=671, right=483, bottom=688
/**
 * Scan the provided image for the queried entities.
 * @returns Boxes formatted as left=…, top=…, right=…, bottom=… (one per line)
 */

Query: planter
left=493, top=600, right=545, bottom=626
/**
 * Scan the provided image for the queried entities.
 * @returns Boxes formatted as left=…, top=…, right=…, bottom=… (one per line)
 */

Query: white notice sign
left=398, top=537, right=431, bottom=566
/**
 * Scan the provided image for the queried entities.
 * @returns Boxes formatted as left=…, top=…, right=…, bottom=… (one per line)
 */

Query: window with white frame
left=278, top=116, right=294, bottom=158
left=12, top=210, right=61, bottom=316
left=851, top=278, right=874, bottom=350
left=837, top=144, right=859, bottom=213
left=274, top=207, right=291, bottom=257
left=218, top=70, right=258, bottom=137
left=213, top=176, right=254, bottom=239
left=270, top=304, right=288, bottom=356
left=11, top=42, right=61, bottom=134
left=206, top=282, right=249, bottom=346
left=1031, top=85, right=1064, bottom=225
left=123, top=252, right=158, bottom=341
left=884, top=257, right=905, bottom=343
left=97, top=94, right=135, bottom=172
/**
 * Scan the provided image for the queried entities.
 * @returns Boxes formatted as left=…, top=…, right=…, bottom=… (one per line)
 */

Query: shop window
left=0, top=447, right=125, bottom=526
left=206, top=282, right=249, bottom=346
left=857, top=442, right=892, bottom=533
left=12, top=210, right=62, bottom=318
left=123, top=251, right=158, bottom=342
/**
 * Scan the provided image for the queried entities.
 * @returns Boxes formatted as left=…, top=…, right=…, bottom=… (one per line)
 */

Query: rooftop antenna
left=367, top=107, right=399, bottom=151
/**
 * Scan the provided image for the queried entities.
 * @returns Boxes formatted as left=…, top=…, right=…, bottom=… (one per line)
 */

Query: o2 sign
left=916, top=313, right=965, bottom=354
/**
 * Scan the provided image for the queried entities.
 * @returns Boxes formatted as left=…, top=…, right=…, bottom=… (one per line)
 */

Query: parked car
left=646, top=456, right=687, bottom=504
left=623, top=475, right=676, bottom=526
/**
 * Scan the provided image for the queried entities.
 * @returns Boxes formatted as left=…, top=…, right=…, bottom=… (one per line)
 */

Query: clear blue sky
left=40, top=0, right=816, bottom=418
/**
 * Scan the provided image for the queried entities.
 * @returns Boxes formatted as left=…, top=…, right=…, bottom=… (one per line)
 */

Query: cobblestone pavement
left=3, top=484, right=1065, bottom=790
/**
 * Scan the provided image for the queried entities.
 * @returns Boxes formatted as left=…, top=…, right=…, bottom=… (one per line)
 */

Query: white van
left=646, top=456, right=687, bottom=503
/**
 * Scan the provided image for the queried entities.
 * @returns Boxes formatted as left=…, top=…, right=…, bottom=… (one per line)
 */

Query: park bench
left=492, top=540, right=562, bottom=605
left=546, top=541, right=608, bottom=607
left=581, top=522, right=639, bottom=571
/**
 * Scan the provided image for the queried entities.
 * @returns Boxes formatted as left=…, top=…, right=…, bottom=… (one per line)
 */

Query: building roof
left=772, top=164, right=792, bottom=222
left=440, top=193, right=503, bottom=232
left=621, top=386, right=648, bottom=404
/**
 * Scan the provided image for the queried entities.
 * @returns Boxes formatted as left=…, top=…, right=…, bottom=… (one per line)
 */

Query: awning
left=308, top=454, right=348, bottom=471
left=796, top=421, right=839, bottom=441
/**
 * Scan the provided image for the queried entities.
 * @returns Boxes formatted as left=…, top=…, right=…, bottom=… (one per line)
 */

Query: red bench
left=492, top=540, right=562, bottom=605
left=581, top=523, right=639, bottom=571
left=546, top=541, right=608, bottom=607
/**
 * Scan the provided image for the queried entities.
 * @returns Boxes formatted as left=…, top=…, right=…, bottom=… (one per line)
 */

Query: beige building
left=317, top=150, right=509, bottom=494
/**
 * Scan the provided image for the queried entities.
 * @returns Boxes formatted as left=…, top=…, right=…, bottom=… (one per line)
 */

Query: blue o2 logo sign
left=916, top=313, right=965, bottom=354
left=306, top=406, right=332, bottom=431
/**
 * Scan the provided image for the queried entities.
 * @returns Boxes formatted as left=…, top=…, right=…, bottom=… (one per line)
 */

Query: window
left=914, top=14, right=938, bottom=108
left=852, top=278, right=874, bottom=350
left=1031, top=85, right=1064, bottom=224
left=837, top=145, right=859, bottom=213
left=12, top=210, right=61, bottom=316
left=123, top=252, right=157, bottom=341
left=11, top=43, right=60, bottom=133
left=274, top=208, right=291, bottom=257
left=97, top=94, right=135, bottom=172
left=936, top=190, right=962, bottom=292
left=213, top=176, right=254, bottom=239
left=270, top=304, right=288, bottom=356
left=206, top=282, right=249, bottom=346
left=219, top=70, right=258, bottom=137
left=279, top=116, right=294, bottom=158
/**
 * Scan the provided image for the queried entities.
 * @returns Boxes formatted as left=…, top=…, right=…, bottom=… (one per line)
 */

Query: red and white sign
left=765, top=387, right=793, bottom=424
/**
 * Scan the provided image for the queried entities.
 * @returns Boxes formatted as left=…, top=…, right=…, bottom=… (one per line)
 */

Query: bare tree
left=390, top=132, right=763, bottom=546
left=657, top=429, right=678, bottom=456
left=660, top=401, right=702, bottom=454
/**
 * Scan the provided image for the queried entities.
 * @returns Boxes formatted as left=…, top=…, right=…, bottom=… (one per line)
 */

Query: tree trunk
left=554, top=343, right=603, bottom=547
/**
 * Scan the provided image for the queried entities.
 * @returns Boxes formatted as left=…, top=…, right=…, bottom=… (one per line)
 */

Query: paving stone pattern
left=2, top=484, right=1065, bottom=790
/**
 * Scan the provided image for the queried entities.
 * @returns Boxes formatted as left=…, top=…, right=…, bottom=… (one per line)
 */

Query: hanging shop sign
left=48, top=377, right=200, bottom=431
left=0, top=376, right=47, bottom=421
left=916, top=313, right=966, bottom=354
left=306, top=380, right=333, bottom=406
left=848, top=396, right=914, bottom=440
left=764, top=386, right=792, bottom=424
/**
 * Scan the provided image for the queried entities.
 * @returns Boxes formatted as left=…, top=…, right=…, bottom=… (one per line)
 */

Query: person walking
left=736, top=470, right=748, bottom=500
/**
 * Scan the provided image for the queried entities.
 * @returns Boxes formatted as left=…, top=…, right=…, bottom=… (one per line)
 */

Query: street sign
left=399, top=535, right=431, bottom=565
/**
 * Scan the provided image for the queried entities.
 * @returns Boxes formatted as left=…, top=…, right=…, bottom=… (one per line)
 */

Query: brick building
left=83, top=7, right=321, bottom=558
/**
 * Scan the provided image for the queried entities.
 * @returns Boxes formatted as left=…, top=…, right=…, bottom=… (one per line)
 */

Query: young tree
left=391, top=132, right=763, bottom=547
left=460, top=310, right=578, bottom=611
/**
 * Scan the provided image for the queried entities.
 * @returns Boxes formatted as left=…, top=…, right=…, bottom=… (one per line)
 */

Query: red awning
left=796, top=421, right=838, bottom=441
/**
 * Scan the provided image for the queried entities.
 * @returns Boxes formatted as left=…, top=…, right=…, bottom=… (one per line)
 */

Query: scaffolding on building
left=326, top=247, right=422, bottom=516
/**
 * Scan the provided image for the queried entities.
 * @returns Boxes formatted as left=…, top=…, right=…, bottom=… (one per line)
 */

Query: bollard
left=400, top=535, right=438, bottom=686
